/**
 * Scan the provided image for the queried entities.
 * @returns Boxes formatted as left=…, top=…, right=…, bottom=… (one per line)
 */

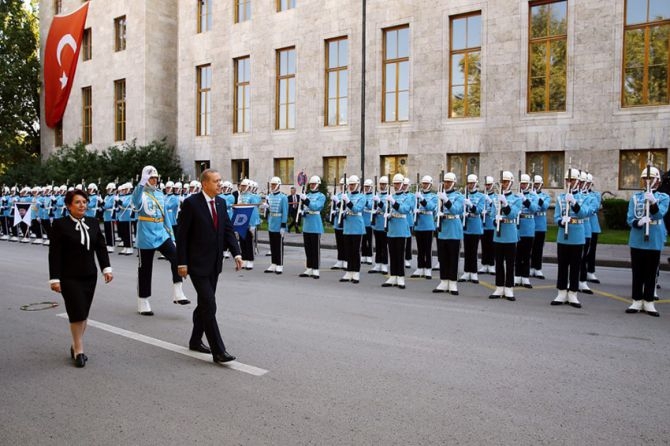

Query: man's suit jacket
left=49, top=216, right=111, bottom=280
left=177, top=193, right=241, bottom=276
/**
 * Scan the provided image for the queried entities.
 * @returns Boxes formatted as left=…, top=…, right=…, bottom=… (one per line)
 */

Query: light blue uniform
left=86, top=194, right=100, bottom=218
left=387, top=193, right=413, bottom=238
left=517, top=192, right=539, bottom=238
left=343, top=191, right=366, bottom=235
left=332, top=192, right=344, bottom=230
left=362, top=192, right=374, bottom=228
left=164, top=193, right=180, bottom=228
left=533, top=191, right=551, bottom=232
left=437, top=189, right=464, bottom=240
left=116, top=194, right=133, bottom=222
left=301, top=191, right=325, bottom=234
left=238, top=191, right=262, bottom=227
left=37, top=196, right=50, bottom=220
left=627, top=190, right=669, bottom=250
left=463, top=191, right=486, bottom=235
left=267, top=192, right=288, bottom=232
left=414, top=191, right=437, bottom=232
left=405, top=191, right=416, bottom=230
left=483, top=192, right=495, bottom=230
left=132, top=185, right=172, bottom=249
left=554, top=192, right=590, bottom=245
left=580, top=192, right=597, bottom=239
left=372, top=192, right=388, bottom=232
left=587, top=190, right=602, bottom=234
left=493, top=192, right=522, bottom=243
left=103, top=194, right=116, bottom=223
left=218, top=193, right=236, bottom=219
left=54, top=194, right=66, bottom=219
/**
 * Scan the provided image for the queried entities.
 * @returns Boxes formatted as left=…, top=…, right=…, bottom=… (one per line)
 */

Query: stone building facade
left=40, top=0, right=670, bottom=197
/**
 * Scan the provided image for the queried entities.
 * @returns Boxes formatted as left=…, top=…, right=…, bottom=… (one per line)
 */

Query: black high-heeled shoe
left=74, top=353, right=87, bottom=368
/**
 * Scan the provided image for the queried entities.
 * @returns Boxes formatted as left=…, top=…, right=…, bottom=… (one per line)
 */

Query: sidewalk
left=255, top=230, right=670, bottom=271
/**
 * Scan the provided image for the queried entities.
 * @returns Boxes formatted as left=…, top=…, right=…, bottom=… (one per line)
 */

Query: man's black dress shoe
left=189, top=343, right=211, bottom=354
left=74, top=353, right=87, bottom=368
left=213, top=351, right=236, bottom=363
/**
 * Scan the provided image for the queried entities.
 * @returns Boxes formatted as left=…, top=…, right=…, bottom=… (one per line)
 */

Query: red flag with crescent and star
left=44, top=2, right=89, bottom=128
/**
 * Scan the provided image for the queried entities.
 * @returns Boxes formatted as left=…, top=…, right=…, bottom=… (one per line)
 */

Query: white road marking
left=57, top=313, right=268, bottom=376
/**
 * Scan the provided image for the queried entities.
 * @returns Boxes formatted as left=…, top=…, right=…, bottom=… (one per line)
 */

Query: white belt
left=346, top=211, right=362, bottom=216
left=535, top=212, right=546, bottom=216
left=390, top=213, right=406, bottom=219
left=306, top=211, right=320, bottom=215
left=519, top=214, right=534, bottom=219
left=270, top=212, right=282, bottom=217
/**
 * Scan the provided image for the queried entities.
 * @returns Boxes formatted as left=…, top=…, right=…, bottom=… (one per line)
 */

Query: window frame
left=114, top=79, right=126, bottom=142
left=54, top=121, right=63, bottom=147
left=54, top=0, right=62, bottom=15
left=382, top=25, right=410, bottom=123
left=234, top=56, right=251, bottom=134
left=114, top=16, right=127, bottom=52
left=82, top=28, right=92, bottom=61
left=274, top=157, right=295, bottom=184
left=197, top=0, right=212, bottom=33
left=81, top=86, right=92, bottom=145
left=275, top=47, right=296, bottom=130
left=380, top=154, right=408, bottom=177
left=525, top=151, right=565, bottom=189
left=235, top=0, right=251, bottom=23
left=196, top=64, right=212, bottom=137
left=277, top=0, right=296, bottom=12
left=323, top=156, right=347, bottom=184
left=449, top=12, right=482, bottom=118
left=618, top=149, right=668, bottom=190
left=447, top=153, right=480, bottom=184
left=325, top=36, right=349, bottom=127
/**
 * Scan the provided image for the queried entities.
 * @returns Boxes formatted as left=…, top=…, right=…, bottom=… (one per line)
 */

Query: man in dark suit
left=288, top=186, right=300, bottom=233
left=177, top=169, right=244, bottom=364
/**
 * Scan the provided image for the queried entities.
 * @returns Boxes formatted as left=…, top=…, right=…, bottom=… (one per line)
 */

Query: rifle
left=383, top=178, right=392, bottom=232
left=329, top=176, right=337, bottom=224
left=414, top=172, right=421, bottom=225
left=516, top=169, right=522, bottom=227
left=644, top=152, right=652, bottom=242
left=337, top=173, right=347, bottom=226
left=495, top=169, right=503, bottom=237
left=295, top=183, right=306, bottom=225
left=436, top=170, right=445, bottom=230
left=564, top=158, right=572, bottom=240
left=371, top=175, right=378, bottom=226
left=463, top=170, right=470, bottom=228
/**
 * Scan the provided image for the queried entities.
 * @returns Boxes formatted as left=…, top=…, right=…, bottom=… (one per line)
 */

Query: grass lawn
left=545, top=226, right=629, bottom=245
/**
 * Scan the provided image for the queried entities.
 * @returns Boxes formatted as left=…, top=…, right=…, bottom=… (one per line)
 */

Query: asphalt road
left=1, top=241, right=668, bottom=445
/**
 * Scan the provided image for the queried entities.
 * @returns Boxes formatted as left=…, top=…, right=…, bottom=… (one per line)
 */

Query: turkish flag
left=44, top=2, right=89, bottom=128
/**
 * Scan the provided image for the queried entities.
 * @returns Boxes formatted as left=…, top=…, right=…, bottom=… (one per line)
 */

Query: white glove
left=644, top=192, right=657, bottom=204
left=342, top=194, right=350, bottom=204
left=464, top=198, right=473, bottom=207
left=499, top=194, right=507, bottom=205
left=386, top=195, right=395, bottom=205
left=260, top=203, right=269, bottom=210
left=561, top=215, right=571, bottom=226
left=250, top=226, right=256, bottom=231
left=438, top=192, right=449, bottom=202
left=139, top=170, right=151, bottom=187
left=566, top=193, right=575, bottom=204
left=530, top=190, right=538, bottom=197
left=373, top=195, right=380, bottom=203
left=485, top=195, right=493, bottom=204
left=637, top=216, right=651, bottom=227
left=280, top=227, right=286, bottom=235
left=332, top=196, right=340, bottom=204
left=300, top=194, right=307, bottom=201
left=494, top=214, right=504, bottom=223
left=415, top=191, right=423, bottom=199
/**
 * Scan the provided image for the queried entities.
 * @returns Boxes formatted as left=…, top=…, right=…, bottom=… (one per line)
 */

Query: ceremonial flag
left=231, top=205, right=254, bottom=239
left=43, top=2, right=90, bottom=128
left=13, top=203, right=32, bottom=227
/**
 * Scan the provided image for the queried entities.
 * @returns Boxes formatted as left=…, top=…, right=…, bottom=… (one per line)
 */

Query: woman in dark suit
left=49, top=190, right=113, bottom=368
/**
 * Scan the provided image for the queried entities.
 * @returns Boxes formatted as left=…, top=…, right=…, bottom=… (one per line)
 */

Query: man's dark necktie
left=209, top=200, right=218, bottom=229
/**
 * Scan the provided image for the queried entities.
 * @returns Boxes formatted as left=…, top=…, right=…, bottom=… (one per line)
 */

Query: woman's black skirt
left=61, top=276, right=97, bottom=323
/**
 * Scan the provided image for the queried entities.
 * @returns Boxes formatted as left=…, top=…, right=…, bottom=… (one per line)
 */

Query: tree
left=0, top=0, right=40, bottom=173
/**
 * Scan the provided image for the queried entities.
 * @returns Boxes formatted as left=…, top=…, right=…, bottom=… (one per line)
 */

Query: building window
left=447, top=153, right=480, bottom=182
left=450, top=13, right=481, bottom=118
left=623, top=0, right=670, bottom=107
left=382, top=25, right=410, bottom=123
left=114, top=79, right=126, bottom=142
left=82, top=86, right=92, bottom=144
left=619, top=149, right=668, bottom=189
left=381, top=154, right=408, bottom=177
left=325, top=37, right=348, bottom=126
left=277, top=0, right=296, bottom=12
left=528, top=0, right=567, bottom=112
left=231, top=159, right=249, bottom=183
left=234, top=56, right=251, bottom=133
left=54, top=121, right=63, bottom=147
left=525, top=151, right=565, bottom=188
left=235, top=0, right=251, bottom=23
left=114, top=16, right=127, bottom=52
left=274, top=158, right=294, bottom=184
left=195, top=160, right=211, bottom=178
left=54, top=0, right=62, bottom=15
left=82, top=28, right=92, bottom=61
left=276, top=47, right=296, bottom=130
left=196, top=64, right=212, bottom=136
left=323, top=156, right=347, bottom=184
left=198, top=0, right=212, bottom=33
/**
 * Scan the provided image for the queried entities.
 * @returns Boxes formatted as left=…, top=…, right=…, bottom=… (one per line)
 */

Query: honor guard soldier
left=369, top=176, right=390, bottom=274
left=530, top=175, right=551, bottom=279
left=0, top=187, right=9, bottom=240
left=402, top=177, right=414, bottom=269
left=237, top=179, right=260, bottom=270
left=459, top=174, right=485, bottom=284
left=514, top=174, right=538, bottom=288
left=478, top=176, right=496, bottom=275
left=164, top=181, right=180, bottom=235
left=339, top=175, right=367, bottom=283
left=583, top=174, right=602, bottom=283
left=28, top=187, right=42, bottom=243
left=54, top=185, right=67, bottom=219
left=116, top=183, right=135, bottom=255
left=382, top=174, right=413, bottom=289
left=264, top=176, right=289, bottom=274
left=361, top=179, right=375, bottom=265
left=38, top=185, right=53, bottom=243
left=489, top=171, right=522, bottom=301
left=625, top=166, right=669, bottom=317
left=330, top=177, right=347, bottom=270
left=218, top=180, right=236, bottom=259
left=411, top=175, right=437, bottom=279
left=433, top=172, right=464, bottom=294
left=172, top=181, right=184, bottom=235
left=577, top=171, right=598, bottom=294
left=299, top=176, right=326, bottom=279
left=133, top=166, right=190, bottom=315
left=551, top=168, right=590, bottom=308
left=103, top=183, right=117, bottom=253
left=86, top=183, right=100, bottom=219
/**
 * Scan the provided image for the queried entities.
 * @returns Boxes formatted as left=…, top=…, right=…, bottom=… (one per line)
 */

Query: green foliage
left=601, top=198, right=630, bottom=230
left=0, top=139, right=184, bottom=188
left=0, top=0, right=40, bottom=171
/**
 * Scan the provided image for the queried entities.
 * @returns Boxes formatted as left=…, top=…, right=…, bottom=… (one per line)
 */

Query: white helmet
left=174, top=181, right=183, bottom=189
left=586, top=173, right=593, bottom=183
left=421, top=175, right=433, bottom=185
left=339, top=177, right=345, bottom=185
left=578, top=171, right=588, bottom=182
left=87, top=183, right=97, bottom=191
left=485, top=176, right=495, bottom=186
left=106, top=182, right=116, bottom=191
left=502, top=171, right=514, bottom=182
left=192, top=181, right=202, bottom=190
left=119, top=182, right=132, bottom=191
left=2, top=186, right=8, bottom=194
left=67, top=186, right=74, bottom=192
left=347, top=175, right=360, bottom=185
left=641, top=167, right=661, bottom=180
left=379, top=176, right=389, bottom=185
left=221, top=180, right=233, bottom=193
left=309, top=175, right=321, bottom=185
left=363, top=179, right=373, bottom=187
left=533, top=175, right=543, bottom=184
left=466, top=174, right=478, bottom=183
left=443, top=172, right=457, bottom=183
left=31, top=186, right=40, bottom=194
left=165, top=180, right=174, bottom=188
left=250, top=180, right=259, bottom=192
left=564, top=168, right=580, bottom=180
left=392, top=173, right=404, bottom=183
left=59, top=185, right=67, bottom=192
left=240, top=179, right=252, bottom=188
left=519, top=174, right=531, bottom=183
left=75, top=184, right=83, bottom=190
left=270, top=176, right=282, bottom=185
left=142, top=165, right=159, bottom=178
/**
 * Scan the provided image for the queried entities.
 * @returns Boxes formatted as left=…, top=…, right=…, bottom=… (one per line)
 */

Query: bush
left=0, top=138, right=183, bottom=188
left=601, top=198, right=629, bottom=230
